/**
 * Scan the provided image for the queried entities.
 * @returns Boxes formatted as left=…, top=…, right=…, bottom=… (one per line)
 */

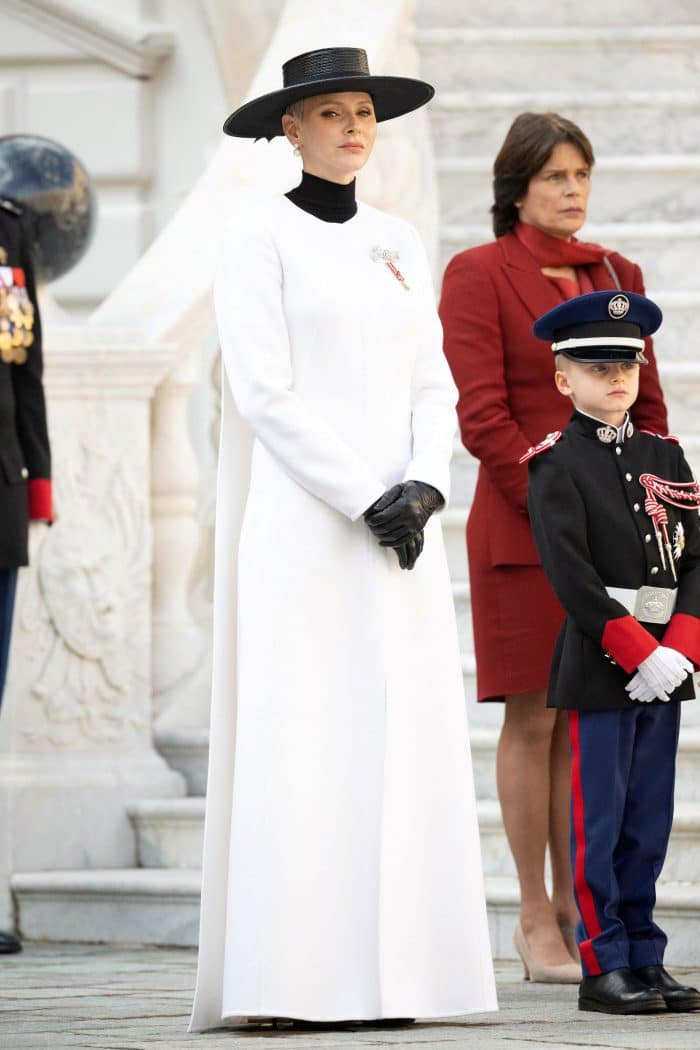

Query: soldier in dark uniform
left=0, top=196, right=53, bottom=955
left=523, top=290, right=700, bottom=1014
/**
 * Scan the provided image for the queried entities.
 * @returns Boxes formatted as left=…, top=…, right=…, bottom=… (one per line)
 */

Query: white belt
left=606, top=585, right=677, bottom=625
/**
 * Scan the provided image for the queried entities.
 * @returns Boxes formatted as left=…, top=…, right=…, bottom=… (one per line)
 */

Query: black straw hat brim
left=223, top=76, right=434, bottom=139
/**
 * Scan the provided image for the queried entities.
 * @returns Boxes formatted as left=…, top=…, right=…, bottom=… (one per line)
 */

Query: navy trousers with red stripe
left=0, top=568, right=18, bottom=710
left=568, top=702, right=681, bottom=976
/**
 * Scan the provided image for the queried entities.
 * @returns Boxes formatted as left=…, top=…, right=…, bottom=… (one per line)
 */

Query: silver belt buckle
left=634, top=586, right=676, bottom=624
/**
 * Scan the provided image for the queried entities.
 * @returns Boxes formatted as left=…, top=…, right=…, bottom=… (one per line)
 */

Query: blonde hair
left=285, top=99, right=305, bottom=122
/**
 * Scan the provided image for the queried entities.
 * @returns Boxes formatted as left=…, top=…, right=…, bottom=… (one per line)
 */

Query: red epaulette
left=519, top=431, right=563, bottom=464
left=640, top=430, right=680, bottom=444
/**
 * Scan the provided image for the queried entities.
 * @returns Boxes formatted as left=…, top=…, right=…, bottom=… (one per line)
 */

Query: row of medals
left=0, top=284, right=34, bottom=364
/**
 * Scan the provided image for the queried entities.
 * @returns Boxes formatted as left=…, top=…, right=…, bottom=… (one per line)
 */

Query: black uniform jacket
left=0, top=198, right=51, bottom=568
left=528, top=411, right=700, bottom=711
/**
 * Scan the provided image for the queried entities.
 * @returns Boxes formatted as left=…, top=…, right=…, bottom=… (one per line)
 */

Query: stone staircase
left=12, top=0, right=700, bottom=962
left=416, top=0, right=700, bottom=965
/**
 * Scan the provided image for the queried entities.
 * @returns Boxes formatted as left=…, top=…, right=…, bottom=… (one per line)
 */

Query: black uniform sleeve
left=663, top=448, right=700, bottom=664
left=11, top=211, right=51, bottom=483
left=528, top=451, right=659, bottom=672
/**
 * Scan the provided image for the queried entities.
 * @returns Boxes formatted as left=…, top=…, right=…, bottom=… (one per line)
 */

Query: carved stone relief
left=20, top=438, right=149, bottom=746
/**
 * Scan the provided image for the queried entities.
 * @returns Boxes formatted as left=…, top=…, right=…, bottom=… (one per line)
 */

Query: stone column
left=151, top=340, right=209, bottom=728
left=0, top=327, right=185, bottom=928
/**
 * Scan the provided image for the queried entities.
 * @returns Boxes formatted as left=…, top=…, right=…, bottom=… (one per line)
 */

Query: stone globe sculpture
left=0, top=134, right=96, bottom=283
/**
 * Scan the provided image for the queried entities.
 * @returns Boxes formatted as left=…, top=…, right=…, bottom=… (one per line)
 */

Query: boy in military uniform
left=0, top=195, right=52, bottom=954
left=523, top=290, right=700, bottom=1014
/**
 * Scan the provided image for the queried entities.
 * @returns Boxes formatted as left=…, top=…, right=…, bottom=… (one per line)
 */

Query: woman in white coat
left=189, top=47, right=496, bottom=1031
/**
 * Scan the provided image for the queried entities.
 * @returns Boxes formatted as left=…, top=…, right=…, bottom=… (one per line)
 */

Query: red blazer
left=438, top=231, right=669, bottom=567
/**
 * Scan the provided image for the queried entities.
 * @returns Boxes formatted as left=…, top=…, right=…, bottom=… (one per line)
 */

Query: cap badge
left=608, top=293, right=630, bottom=319
left=596, top=425, right=617, bottom=444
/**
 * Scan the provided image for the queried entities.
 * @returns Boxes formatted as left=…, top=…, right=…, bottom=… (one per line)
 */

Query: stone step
left=442, top=506, right=469, bottom=582
left=449, top=438, right=479, bottom=497
left=658, top=363, right=700, bottom=434
left=126, top=798, right=205, bottom=869
left=429, top=91, right=700, bottom=157
left=12, top=868, right=201, bottom=947
left=416, top=0, right=700, bottom=28
left=13, top=867, right=700, bottom=964
left=452, top=579, right=474, bottom=653
left=438, top=283, right=700, bottom=369
left=653, top=293, right=700, bottom=364
left=486, top=876, right=700, bottom=965
left=472, top=722, right=700, bottom=803
left=442, top=424, right=700, bottom=583
left=439, top=222, right=700, bottom=291
left=417, top=26, right=700, bottom=94
left=478, top=798, right=700, bottom=883
left=462, top=652, right=477, bottom=704
left=437, top=155, right=700, bottom=225
left=126, top=795, right=517, bottom=881
left=448, top=431, right=700, bottom=515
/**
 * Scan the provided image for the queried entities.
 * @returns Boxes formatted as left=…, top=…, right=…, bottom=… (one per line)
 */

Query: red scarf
left=515, top=222, right=610, bottom=300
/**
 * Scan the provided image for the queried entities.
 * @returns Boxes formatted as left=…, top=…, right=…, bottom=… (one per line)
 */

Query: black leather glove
left=364, top=480, right=444, bottom=547
left=364, top=484, right=403, bottom=520
left=394, top=530, right=424, bottom=570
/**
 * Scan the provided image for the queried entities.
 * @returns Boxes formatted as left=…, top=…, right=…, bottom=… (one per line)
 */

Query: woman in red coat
left=439, top=112, right=668, bottom=982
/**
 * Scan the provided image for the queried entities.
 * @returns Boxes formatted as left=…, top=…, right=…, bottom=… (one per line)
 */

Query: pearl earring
left=293, top=143, right=302, bottom=158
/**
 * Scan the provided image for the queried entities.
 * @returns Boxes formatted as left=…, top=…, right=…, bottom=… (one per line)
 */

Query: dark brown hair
left=491, top=112, right=595, bottom=238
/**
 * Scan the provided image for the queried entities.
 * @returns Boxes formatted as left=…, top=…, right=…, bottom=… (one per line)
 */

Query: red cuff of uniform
left=663, top=613, right=700, bottom=667
left=601, top=614, right=659, bottom=673
left=28, top=478, right=53, bottom=521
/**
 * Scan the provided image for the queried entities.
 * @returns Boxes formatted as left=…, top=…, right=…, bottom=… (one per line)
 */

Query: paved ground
left=0, top=945, right=698, bottom=1049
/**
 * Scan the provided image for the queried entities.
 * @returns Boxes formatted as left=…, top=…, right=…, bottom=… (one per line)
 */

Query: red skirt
left=467, top=509, right=565, bottom=703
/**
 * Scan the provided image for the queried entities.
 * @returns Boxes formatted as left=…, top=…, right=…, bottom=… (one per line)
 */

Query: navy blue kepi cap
left=533, top=290, right=663, bottom=364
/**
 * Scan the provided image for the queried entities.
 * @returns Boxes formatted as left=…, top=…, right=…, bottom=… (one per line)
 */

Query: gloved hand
left=629, top=646, right=694, bottom=702
left=394, top=530, right=424, bottom=571
left=625, top=671, right=659, bottom=704
left=364, top=480, right=444, bottom=547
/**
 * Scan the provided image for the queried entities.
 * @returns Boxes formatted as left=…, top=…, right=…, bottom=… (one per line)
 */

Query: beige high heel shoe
left=513, top=921, right=582, bottom=984
left=558, top=920, right=580, bottom=962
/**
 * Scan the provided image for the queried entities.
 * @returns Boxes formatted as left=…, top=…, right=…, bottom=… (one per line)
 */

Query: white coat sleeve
left=401, top=225, right=458, bottom=506
left=214, top=220, right=386, bottom=521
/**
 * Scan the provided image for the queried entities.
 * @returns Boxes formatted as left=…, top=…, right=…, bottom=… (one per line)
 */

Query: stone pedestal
left=0, top=328, right=185, bottom=928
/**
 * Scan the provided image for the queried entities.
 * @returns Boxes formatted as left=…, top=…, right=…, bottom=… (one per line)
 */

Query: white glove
left=631, top=646, right=694, bottom=702
left=625, top=671, right=659, bottom=704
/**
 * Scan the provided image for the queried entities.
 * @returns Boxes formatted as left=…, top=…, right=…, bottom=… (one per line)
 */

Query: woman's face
left=517, top=141, right=591, bottom=240
left=281, top=91, right=377, bottom=184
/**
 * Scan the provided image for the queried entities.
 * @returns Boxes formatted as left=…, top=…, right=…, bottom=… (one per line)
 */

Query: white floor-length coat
left=189, top=196, right=497, bottom=1031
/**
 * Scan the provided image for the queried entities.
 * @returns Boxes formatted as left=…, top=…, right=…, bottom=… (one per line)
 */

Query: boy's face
left=554, top=359, right=640, bottom=424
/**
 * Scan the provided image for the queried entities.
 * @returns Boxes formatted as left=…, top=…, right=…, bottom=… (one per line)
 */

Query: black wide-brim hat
left=533, top=291, right=663, bottom=365
left=223, top=46, right=434, bottom=140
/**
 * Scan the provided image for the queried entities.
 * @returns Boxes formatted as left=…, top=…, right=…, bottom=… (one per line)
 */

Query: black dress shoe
left=362, top=1018, right=415, bottom=1028
left=0, top=930, right=21, bottom=954
left=579, top=967, right=667, bottom=1014
left=634, top=965, right=700, bottom=1012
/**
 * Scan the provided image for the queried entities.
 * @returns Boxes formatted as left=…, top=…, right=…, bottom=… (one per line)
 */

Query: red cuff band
left=28, top=478, right=53, bottom=521
left=601, top=614, right=659, bottom=673
left=664, top=613, right=700, bottom=667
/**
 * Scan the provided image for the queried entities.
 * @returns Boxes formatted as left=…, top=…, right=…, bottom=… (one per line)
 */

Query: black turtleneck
left=285, top=171, right=357, bottom=223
